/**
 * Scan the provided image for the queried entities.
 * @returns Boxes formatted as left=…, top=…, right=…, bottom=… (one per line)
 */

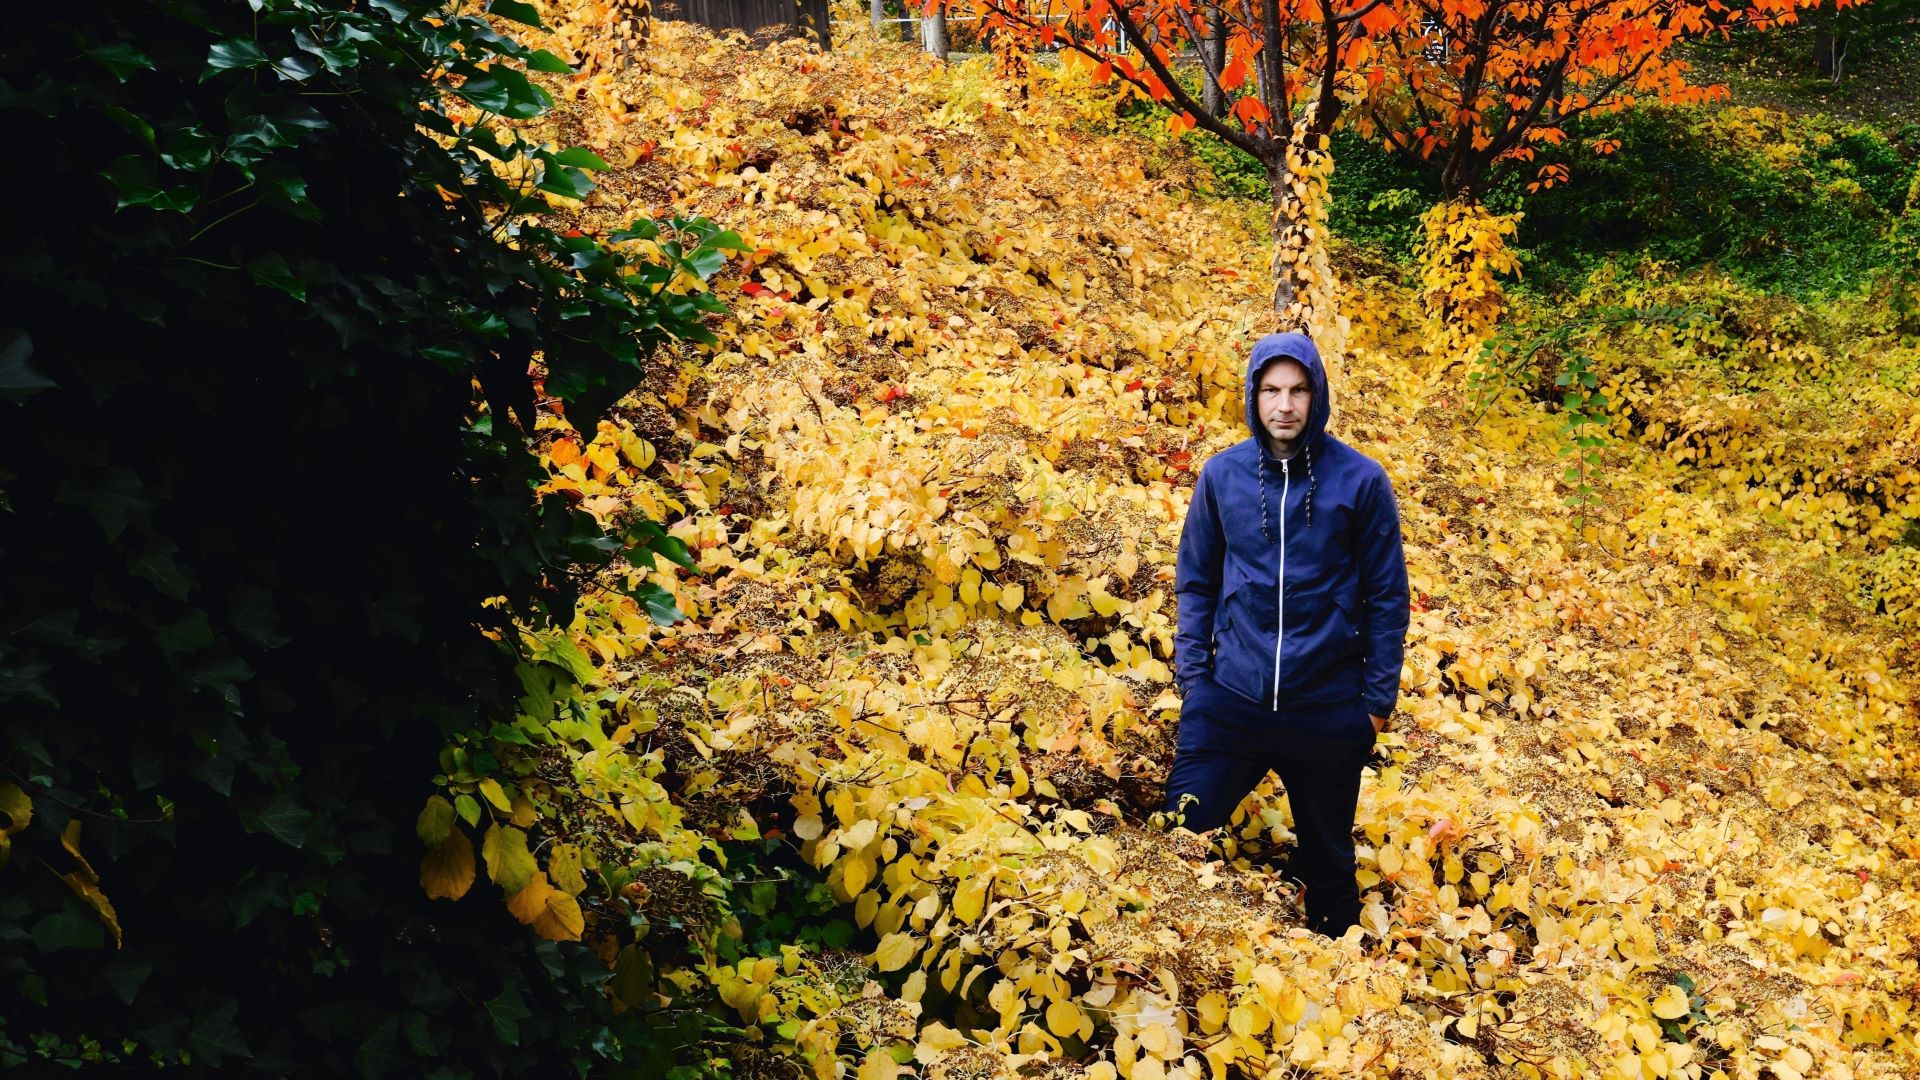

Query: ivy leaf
left=204, top=39, right=269, bottom=79
left=627, top=580, right=686, bottom=626
left=485, top=980, right=533, bottom=1046
left=536, top=165, right=595, bottom=200
left=488, top=0, right=546, bottom=26
left=101, top=156, right=198, bottom=213
left=0, top=330, right=56, bottom=402
left=241, top=794, right=314, bottom=848
left=31, top=903, right=107, bottom=953
left=258, top=162, right=320, bottom=220
left=455, top=65, right=549, bottom=119
left=184, top=999, right=251, bottom=1066
left=160, top=126, right=218, bottom=172
left=103, top=955, right=153, bottom=1005
left=550, top=147, right=610, bottom=172
left=89, top=43, right=155, bottom=82
left=248, top=253, right=307, bottom=301
left=272, top=51, right=321, bottom=82
left=103, top=105, right=157, bottom=150
left=527, top=49, right=573, bottom=73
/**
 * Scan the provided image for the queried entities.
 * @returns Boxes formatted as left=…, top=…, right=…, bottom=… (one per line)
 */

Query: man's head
left=1255, top=358, right=1312, bottom=458
left=1243, top=332, right=1329, bottom=462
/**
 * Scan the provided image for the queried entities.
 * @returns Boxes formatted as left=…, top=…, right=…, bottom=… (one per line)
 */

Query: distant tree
left=954, top=0, right=1411, bottom=350
left=1357, top=0, right=1849, bottom=203
left=1808, top=0, right=1920, bottom=81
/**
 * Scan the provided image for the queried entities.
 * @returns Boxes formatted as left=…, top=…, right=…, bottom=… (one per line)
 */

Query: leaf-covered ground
left=472, top=16, right=1920, bottom=1079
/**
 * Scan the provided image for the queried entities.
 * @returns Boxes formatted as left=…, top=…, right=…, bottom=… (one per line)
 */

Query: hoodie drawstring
left=1259, top=440, right=1317, bottom=544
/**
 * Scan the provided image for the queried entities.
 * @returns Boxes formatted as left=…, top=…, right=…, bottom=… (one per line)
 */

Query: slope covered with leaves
left=432, top=18, right=1920, bottom=1079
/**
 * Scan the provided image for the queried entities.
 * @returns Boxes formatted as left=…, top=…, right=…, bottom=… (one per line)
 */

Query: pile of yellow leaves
left=443, top=13, right=1920, bottom=1080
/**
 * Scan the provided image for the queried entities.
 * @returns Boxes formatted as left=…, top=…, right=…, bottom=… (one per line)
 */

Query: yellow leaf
left=478, top=777, right=512, bottom=813
left=421, top=830, right=476, bottom=900
left=1046, top=997, right=1082, bottom=1037
left=915, top=1022, right=967, bottom=1063
left=874, top=930, right=919, bottom=972
left=507, top=872, right=555, bottom=921
left=1196, top=992, right=1228, bottom=1032
left=55, top=822, right=121, bottom=948
left=841, top=853, right=872, bottom=897
left=548, top=843, right=589, bottom=895
left=1651, top=985, right=1691, bottom=1020
left=1378, top=845, right=1403, bottom=876
left=416, top=795, right=455, bottom=846
left=0, top=780, right=30, bottom=838
left=0, top=780, right=31, bottom=870
left=953, top=875, right=988, bottom=923
left=1228, top=1003, right=1265, bottom=1037
left=1288, top=1027, right=1324, bottom=1065
left=482, top=823, right=537, bottom=893
left=59, top=869, right=123, bottom=948
left=507, top=871, right=586, bottom=941
left=857, top=1050, right=901, bottom=1080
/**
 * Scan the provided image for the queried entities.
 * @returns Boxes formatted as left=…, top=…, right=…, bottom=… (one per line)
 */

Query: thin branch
left=1102, top=0, right=1276, bottom=157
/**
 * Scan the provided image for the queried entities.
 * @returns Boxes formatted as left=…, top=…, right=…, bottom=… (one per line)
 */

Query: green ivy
left=0, top=0, right=743, bottom=1074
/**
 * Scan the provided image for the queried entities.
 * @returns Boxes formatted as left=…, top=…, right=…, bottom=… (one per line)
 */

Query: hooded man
left=1167, top=331, right=1410, bottom=936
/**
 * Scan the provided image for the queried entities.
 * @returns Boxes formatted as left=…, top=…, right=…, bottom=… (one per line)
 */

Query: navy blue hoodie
left=1173, top=332, right=1410, bottom=720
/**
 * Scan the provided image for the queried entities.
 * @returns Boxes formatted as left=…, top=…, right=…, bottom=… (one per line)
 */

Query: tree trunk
left=871, top=0, right=886, bottom=40
left=611, top=0, right=651, bottom=71
left=990, top=28, right=1030, bottom=99
left=1266, top=133, right=1345, bottom=360
left=1814, top=29, right=1837, bottom=78
left=1201, top=10, right=1226, bottom=119
left=921, top=5, right=948, bottom=59
left=794, top=0, right=833, bottom=50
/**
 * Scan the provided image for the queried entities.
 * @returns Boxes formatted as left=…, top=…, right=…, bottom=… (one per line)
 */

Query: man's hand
left=1369, top=713, right=1389, bottom=734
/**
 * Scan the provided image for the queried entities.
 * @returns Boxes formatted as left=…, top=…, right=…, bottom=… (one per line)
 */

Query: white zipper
left=1272, top=458, right=1289, bottom=709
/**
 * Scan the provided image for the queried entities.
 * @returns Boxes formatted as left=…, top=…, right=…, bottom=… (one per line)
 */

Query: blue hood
left=1244, top=332, right=1330, bottom=461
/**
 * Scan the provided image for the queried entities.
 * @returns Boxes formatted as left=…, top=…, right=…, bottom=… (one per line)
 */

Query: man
left=1166, top=331, right=1410, bottom=936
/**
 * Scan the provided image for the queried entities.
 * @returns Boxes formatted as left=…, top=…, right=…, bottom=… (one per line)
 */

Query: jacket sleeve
left=1355, top=466, right=1410, bottom=719
left=1173, top=464, right=1225, bottom=695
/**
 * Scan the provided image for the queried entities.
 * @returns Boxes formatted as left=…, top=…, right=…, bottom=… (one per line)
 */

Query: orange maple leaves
left=956, top=0, right=1851, bottom=204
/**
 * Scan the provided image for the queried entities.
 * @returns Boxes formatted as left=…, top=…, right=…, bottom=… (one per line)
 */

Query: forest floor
left=1677, top=26, right=1920, bottom=134
left=498, top=16, right=1920, bottom=1079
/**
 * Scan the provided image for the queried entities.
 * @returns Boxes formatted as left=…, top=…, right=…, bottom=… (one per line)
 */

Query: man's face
left=1256, top=359, right=1312, bottom=446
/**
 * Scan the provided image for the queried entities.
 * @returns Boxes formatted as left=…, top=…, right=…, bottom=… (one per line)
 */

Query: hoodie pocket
left=1212, top=570, right=1244, bottom=647
left=1331, top=591, right=1361, bottom=646
left=1210, top=568, right=1267, bottom=703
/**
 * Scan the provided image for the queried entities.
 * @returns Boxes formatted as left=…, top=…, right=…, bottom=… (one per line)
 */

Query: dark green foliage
left=1486, top=106, right=1916, bottom=298
left=1324, top=131, right=1442, bottom=260
left=0, top=0, right=738, bottom=1074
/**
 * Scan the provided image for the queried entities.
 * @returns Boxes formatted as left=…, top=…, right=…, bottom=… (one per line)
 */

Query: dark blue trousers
left=1162, top=677, right=1377, bottom=935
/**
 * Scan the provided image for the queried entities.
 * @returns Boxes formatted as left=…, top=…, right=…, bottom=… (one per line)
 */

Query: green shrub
left=1488, top=105, right=1916, bottom=298
left=0, top=0, right=737, bottom=1074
